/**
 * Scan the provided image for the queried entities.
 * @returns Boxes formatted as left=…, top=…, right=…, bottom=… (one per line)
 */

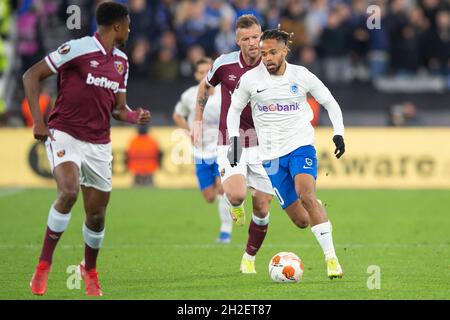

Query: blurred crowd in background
left=10, top=0, right=450, bottom=82
left=0, top=0, right=449, bottom=127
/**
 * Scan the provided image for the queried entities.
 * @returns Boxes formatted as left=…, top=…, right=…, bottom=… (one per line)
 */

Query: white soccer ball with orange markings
left=268, top=252, right=304, bottom=283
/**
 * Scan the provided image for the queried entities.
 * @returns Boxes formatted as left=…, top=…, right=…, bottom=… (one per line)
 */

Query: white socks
left=217, top=194, right=233, bottom=234
left=243, top=251, right=255, bottom=260
left=82, top=224, right=105, bottom=249
left=311, top=220, right=337, bottom=260
left=252, top=212, right=270, bottom=226
left=47, top=206, right=71, bottom=233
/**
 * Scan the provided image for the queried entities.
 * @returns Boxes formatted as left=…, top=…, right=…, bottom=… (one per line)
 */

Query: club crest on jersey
left=58, top=43, right=71, bottom=55
left=114, top=61, right=124, bottom=75
left=57, top=150, right=66, bottom=157
left=305, top=158, right=313, bottom=166
left=290, top=84, right=299, bottom=94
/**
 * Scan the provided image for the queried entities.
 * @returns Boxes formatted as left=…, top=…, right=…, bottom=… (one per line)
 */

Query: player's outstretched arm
left=113, top=92, right=150, bottom=125
left=22, top=59, right=55, bottom=141
left=306, top=70, right=345, bottom=159
left=192, top=78, right=210, bottom=147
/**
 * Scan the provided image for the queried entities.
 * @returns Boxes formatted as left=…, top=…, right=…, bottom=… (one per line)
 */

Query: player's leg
left=31, top=130, right=81, bottom=295
left=77, top=142, right=113, bottom=296
left=291, top=146, right=343, bottom=279
left=239, top=159, right=274, bottom=274
left=284, top=199, right=310, bottom=229
left=217, top=146, right=248, bottom=225
left=196, top=158, right=232, bottom=242
left=79, top=186, right=108, bottom=296
left=214, top=176, right=233, bottom=244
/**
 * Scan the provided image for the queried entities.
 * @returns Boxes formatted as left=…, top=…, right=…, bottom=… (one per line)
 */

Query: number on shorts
left=273, top=187, right=284, bottom=206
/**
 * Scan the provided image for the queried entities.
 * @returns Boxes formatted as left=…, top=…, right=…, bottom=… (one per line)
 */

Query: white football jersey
left=174, top=84, right=222, bottom=159
left=227, top=62, right=344, bottom=161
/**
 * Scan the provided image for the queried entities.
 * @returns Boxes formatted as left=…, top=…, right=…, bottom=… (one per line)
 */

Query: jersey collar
left=93, top=32, right=109, bottom=55
left=239, top=51, right=261, bottom=69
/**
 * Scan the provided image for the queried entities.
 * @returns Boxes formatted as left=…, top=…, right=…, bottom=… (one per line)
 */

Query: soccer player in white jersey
left=194, top=15, right=311, bottom=274
left=227, top=28, right=346, bottom=279
left=173, top=57, right=233, bottom=243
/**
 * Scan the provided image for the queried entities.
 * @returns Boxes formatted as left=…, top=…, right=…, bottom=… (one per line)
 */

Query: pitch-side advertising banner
left=0, top=128, right=449, bottom=189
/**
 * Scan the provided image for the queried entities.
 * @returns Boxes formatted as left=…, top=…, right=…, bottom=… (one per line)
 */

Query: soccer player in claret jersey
left=227, top=28, right=345, bottom=279
left=173, top=57, right=233, bottom=243
left=23, top=2, right=150, bottom=296
left=193, top=15, right=311, bottom=274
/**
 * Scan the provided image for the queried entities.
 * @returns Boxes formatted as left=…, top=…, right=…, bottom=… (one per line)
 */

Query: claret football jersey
left=45, top=32, right=128, bottom=144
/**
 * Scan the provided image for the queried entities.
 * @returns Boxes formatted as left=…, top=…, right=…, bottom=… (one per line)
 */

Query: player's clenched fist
left=33, top=121, right=55, bottom=142
left=136, top=108, right=151, bottom=125
left=333, top=135, right=345, bottom=159
left=127, top=107, right=151, bottom=125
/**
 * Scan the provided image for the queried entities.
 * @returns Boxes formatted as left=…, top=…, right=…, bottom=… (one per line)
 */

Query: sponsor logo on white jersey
left=86, top=73, right=119, bottom=93
left=257, top=102, right=300, bottom=112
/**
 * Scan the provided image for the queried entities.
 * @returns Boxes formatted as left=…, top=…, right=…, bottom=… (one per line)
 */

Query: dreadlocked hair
left=260, top=24, right=294, bottom=49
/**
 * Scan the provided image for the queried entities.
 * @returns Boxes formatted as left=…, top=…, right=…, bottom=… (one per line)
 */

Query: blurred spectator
left=297, top=45, right=321, bottom=76
left=280, top=0, right=309, bottom=48
left=174, top=0, right=212, bottom=55
left=152, top=30, right=180, bottom=80
left=305, top=0, right=329, bottom=46
left=129, top=37, right=152, bottom=77
left=127, top=125, right=161, bottom=187
left=317, top=7, right=352, bottom=83
left=424, top=9, right=450, bottom=76
left=154, top=0, right=176, bottom=34
left=152, top=46, right=180, bottom=81
left=367, top=0, right=390, bottom=79
left=17, top=0, right=45, bottom=74
left=388, top=0, right=423, bottom=75
left=233, top=0, right=263, bottom=22
left=180, top=44, right=205, bottom=78
left=388, top=102, right=422, bottom=126
left=420, top=0, right=440, bottom=30
left=215, top=15, right=237, bottom=55
left=128, top=0, right=156, bottom=47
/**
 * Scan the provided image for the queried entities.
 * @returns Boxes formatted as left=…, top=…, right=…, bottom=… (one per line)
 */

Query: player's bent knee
left=253, top=202, right=269, bottom=216
left=202, top=188, right=217, bottom=203
left=300, top=192, right=316, bottom=211
left=58, top=188, right=79, bottom=206
left=292, top=218, right=309, bottom=229
left=227, top=192, right=246, bottom=206
left=86, top=211, right=106, bottom=231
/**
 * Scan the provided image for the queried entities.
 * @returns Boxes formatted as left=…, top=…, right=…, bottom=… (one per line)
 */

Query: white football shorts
left=45, top=129, right=113, bottom=192
left=216, top=145, right=274, bottom=195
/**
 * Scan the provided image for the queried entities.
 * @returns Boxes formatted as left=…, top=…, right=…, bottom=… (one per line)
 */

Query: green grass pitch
left=0, top=188, right=449, bottom=300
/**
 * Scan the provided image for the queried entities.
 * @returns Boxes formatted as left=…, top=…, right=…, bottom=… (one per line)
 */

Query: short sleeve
left=206, top=56, right=223, bottom=87
left=45, top=40, right=80, bottom=73
left=117, top=60, right=129, bottom=93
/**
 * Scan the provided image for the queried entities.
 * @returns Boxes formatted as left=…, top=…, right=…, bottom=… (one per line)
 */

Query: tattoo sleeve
left=198, top=90, right=210, bottom=111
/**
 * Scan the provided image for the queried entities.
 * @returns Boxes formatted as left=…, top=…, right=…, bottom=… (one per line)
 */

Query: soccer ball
left=268, top=252, right=304, bottom=283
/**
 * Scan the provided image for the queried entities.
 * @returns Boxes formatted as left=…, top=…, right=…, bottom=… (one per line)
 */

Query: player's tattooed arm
left=192, top=78, right=211, bottom=147
left=197, top=88, right=210, bottom=111
left=23, top=59, right=55, bottom=141
left=113, top=92, right=151, bottom=125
